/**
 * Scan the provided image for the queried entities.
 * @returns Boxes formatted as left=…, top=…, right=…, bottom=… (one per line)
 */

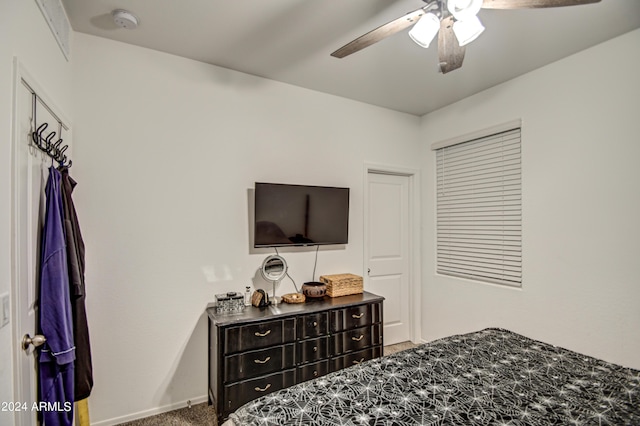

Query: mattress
left=227, top=328, right=640, bottom=425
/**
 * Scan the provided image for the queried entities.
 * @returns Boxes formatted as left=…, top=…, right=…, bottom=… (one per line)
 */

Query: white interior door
left=365, top=171, right=411, bottom=345
left=13, top=67, right=69, bottom=426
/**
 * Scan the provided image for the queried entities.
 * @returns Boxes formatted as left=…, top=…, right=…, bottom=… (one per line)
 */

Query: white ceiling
left=61, top=0, right=640, bottom=116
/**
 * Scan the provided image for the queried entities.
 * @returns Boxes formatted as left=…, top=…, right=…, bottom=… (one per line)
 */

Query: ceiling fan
left=331, top=0, right=601, bottom=74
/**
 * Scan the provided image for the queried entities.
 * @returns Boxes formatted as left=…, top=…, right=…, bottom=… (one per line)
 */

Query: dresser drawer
left=297, top=312, right=328, bottom=339
left=297, top=360, right=329, bottom=383
left=331, top=324, right=382, bottom=355
left=224, top=318, right=296, bottom=354
left=223, top=369, right=296, bottom=414
left=330, top=346, right=382, bottom=371
left=330, top=302, right=382, bottom=332
left=297, top=336, right=329, bottom=364
left=224, top=343, right=295, bottom=383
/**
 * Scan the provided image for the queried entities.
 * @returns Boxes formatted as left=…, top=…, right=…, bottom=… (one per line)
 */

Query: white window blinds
left=435, top=126, right=522, bottom=286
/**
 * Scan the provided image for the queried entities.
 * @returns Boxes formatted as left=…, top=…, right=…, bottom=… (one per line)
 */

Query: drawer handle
left=352, top=358, right=365, bottom=365
left=254, top=384, right=271, bottom=392
left=254, top=356, right=271, bottom=364
left=352, top=313, right=365, bottom=319
left=313, top=346, right=318, bottom=352
left=352, top=335, right=364, bottom=342
left=254, top=330, right=271, bottom=337
left=313, top=370, right=318, bottom=377
left=313, top=321, right=318, bottom=327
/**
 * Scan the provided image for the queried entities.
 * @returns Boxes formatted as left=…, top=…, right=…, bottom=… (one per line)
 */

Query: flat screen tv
left=254, top=182, right=349, bottom=247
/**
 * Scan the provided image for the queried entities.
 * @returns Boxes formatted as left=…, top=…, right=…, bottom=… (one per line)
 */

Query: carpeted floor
left=117, top=403, right=217, bottom=426
left=116, top=341, right=419, bottom=426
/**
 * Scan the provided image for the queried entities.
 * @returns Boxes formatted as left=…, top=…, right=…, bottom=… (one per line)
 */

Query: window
left=433, top=121, right=522, bottom=286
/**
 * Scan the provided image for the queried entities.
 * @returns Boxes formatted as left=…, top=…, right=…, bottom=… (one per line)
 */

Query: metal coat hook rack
left=29, top=90, right=72, bottom=168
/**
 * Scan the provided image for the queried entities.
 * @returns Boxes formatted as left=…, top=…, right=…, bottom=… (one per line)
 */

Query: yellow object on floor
left=76, top=399, right=90, bottom=426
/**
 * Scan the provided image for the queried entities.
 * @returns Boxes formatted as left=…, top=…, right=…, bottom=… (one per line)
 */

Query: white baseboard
left=91, top=395, right=209, bottom=426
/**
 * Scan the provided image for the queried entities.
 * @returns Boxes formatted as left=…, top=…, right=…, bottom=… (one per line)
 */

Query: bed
left=226, top=328, right=640, bottom=425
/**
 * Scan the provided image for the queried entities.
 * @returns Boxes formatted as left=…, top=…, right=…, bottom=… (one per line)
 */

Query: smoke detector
left=112, top=9, right=139, bottom=29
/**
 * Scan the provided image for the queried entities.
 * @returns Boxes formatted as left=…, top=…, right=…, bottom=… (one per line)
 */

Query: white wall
left=70, top=33, right=421, bottom=424
left=0, top=1, right=73, bottom=424
left=420, top=29, right=640, bottom=370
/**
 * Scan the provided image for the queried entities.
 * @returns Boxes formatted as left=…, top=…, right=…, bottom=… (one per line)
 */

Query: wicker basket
left=319, top=273, right=363, bottom=297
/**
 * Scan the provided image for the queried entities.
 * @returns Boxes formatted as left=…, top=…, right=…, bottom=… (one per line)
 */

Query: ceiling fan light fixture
left=408, top=13, right=440, bottom=48
left=447, top=0, right=483, bottom=20
left=452, top=15, right=485, bottom=46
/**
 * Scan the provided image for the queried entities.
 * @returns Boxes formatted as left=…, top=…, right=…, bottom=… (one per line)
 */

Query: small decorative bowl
left=301, top=282, right=327, bottom=298
left=281, top=293, right=306, bottom=304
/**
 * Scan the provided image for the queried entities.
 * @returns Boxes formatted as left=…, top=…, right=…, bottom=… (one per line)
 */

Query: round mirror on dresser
left=260, top=254, right=287, bottom=303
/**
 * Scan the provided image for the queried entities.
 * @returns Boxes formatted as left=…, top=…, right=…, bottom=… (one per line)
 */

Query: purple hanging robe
left=39, top=166, right=75, bottom=426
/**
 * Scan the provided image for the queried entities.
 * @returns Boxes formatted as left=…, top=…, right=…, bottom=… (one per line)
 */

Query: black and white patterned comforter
left=228, top=328, right=640, bottom=425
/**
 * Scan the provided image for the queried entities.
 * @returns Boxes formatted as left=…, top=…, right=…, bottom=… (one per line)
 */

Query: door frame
left=363, top=163, right=421, bottom=343
left=11, top=58, right=72, bottom=425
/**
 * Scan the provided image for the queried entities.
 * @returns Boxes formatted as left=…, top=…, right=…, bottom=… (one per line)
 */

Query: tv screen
left=254, top=182, right=349, bottom=247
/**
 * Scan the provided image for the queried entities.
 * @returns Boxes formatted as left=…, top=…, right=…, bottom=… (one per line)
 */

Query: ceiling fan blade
left=482, top=0, right=600, bottom=9
left=331, top=8, right=426, bottom=58
left=438, top=16, right=465, bottom=74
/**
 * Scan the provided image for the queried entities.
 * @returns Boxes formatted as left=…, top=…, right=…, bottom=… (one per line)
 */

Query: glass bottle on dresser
left=244, top=286, right=252, bottom=306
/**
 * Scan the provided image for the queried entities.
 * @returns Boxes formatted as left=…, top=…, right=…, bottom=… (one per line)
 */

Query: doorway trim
left=363, top=162, right=421, bottom=343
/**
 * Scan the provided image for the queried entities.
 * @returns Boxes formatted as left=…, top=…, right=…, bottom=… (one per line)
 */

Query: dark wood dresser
left=207, top=291, right=384, bottom=422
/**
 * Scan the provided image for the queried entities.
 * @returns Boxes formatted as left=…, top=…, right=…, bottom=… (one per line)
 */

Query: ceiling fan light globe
left=447, top=0, right=483, bottom=20
left=408, top=13, right=440, bottom=48
left=452, top=15, right=485, bottom=46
